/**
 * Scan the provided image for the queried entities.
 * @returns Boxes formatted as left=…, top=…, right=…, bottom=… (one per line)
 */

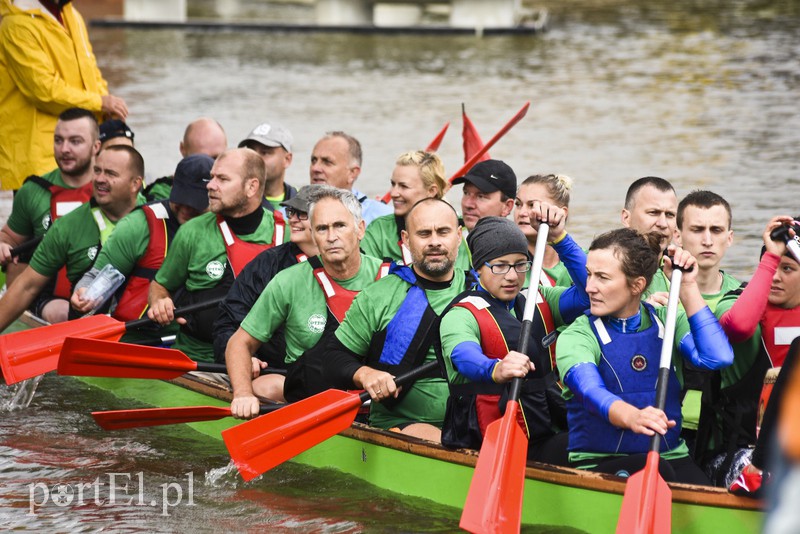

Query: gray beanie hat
left=467, top=216, right=529, bottom=270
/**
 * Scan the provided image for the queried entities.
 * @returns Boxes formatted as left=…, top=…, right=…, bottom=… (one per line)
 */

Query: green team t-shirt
left=155, top=209, right=281, bottom=361
left=28, top=202, right=116, bottom=285
left=556, top=305, right=692, bottom=465
left=241, top=253, right=384, bottom=364
left=440, top=285, right=569, bottom=385
left=682, top=271, right=744, bottom=430
left=7, top=168, right=76, bottom=239
left=334, top=271, right=470, bottom=430
left=714, top=292, right=762, bottom=390
left=360, top=213, right=472, bottom=271
left=642, top=269, right=670, bottom=300
left=90, top=208, right=150, bottom=275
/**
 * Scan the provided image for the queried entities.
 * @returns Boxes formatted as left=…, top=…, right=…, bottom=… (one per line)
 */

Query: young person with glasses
left=438, top=209, right=589, bottom=463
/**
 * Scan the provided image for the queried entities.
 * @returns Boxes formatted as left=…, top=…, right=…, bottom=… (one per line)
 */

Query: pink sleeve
left=719, top=252, right=780, bottom=343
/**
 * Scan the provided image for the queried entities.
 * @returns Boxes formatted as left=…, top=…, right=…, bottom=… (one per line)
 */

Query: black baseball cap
left=99, top=119, right=134, bottom=144
left=452, top=159, right=517, bottom=199
left=170, top=154, right=213, bottom=212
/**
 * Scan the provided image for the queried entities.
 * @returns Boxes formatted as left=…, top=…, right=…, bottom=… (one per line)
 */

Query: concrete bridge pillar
left=374, top=4, right=424, bottom=27
left=450, top=0, right=519, bottom=28
left=316, top=0, right=373, bottom=25
left=123, top=0, right=187, bottom=22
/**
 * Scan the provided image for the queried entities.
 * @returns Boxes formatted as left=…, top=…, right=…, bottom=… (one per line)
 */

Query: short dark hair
left=677, top=190, right=732, bottom=230
left=624, top=176, right=675, bottom=210
left=589, top=228, right=663, bottom=290
left=58, top=107, right=99, bottom=141
left=100, top=145, right=145, bottom=179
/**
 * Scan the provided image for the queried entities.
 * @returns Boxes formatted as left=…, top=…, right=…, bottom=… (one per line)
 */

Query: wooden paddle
left=92, top=404, right=285, bottom=430
left=57, top=336, right=286, bottom=379
left=222, top=359, right=441, bottom=481
left=459, top=222, right=549, bottom=534
left=615, top=265, right=685, bottom=534
left=378, top=121, right=450, bottom=204
left=0, top=298, right=223, bottom=385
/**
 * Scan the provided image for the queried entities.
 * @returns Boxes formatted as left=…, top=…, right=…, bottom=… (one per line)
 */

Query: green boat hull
left=75, top=374, right=764, bottom=533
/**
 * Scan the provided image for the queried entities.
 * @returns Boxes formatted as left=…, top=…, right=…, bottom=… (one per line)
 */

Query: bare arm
left=227, top=327, right=264, bottom=419
left=147, top=280, right=176, bottom=325
left=0, top=267, right=50, bottom=332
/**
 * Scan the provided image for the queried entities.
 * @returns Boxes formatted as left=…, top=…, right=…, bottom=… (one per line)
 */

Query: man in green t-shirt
left=0, top=108, right=100, bottom=289
left=237, top=122, right=297, bottom=212
left=323, top=198, right=470, bottom=443
left=227, top=186, right=382, bottom=407
left=0, top=145, right=144, bottom=331
left=621, top=176, right=679, bottom=303
left=147, top=148, right=285, bottom=362
left=69, top=154, right=213, bottom=342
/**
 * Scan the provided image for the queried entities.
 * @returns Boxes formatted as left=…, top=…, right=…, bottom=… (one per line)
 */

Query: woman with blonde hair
left=362, top=151, right=468, bottom=268
left=515, top=174, right=575, bottom=287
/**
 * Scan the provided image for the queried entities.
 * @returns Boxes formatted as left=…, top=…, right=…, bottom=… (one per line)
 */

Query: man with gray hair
left=309, top=131, right=392, bottom=225
left=227, top=185, right=389, bottom=410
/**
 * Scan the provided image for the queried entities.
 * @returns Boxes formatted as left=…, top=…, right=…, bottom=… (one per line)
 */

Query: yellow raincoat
left=0, top=0, right=108, bottom=190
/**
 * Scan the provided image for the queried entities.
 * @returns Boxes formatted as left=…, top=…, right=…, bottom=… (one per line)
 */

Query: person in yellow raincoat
left=0, top=0, right=128, bottom=191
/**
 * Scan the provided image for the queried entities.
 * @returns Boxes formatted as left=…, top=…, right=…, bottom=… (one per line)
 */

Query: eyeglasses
left=483, top=261, right=532, bottom=275
left=286, top=208, right=308, bottom=221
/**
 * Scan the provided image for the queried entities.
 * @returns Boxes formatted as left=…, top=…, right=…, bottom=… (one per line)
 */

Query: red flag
left=462, top=103, right=490, bottom=164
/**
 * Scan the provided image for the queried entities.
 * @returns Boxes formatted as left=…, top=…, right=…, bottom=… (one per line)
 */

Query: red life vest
left=454, top=290, right=558, bottom=438
left=112, top=202, right=179, bottom=321
left=216, top=211, right=286, bottom=277
left=761, top=303, right=800, bottom=368
left=26, top=175, right=93, bottom=299
left=309, top=256, right=390, bottom=323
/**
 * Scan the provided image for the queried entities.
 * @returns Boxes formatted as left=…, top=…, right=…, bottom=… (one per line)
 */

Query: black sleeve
left=323, top=333, right=367, bottom=390
left=211, top=252, right=275, bottom=364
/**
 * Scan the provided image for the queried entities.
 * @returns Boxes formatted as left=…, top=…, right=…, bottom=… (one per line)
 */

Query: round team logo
left=42, top=214, right=51, bottom=230
left=206, top=260, right=225, bottom=279
left=631, top=354, right=648, bottom=372
left=86, top=246, right=98, bottom=261
left=307, top=314, right=326, bottom=333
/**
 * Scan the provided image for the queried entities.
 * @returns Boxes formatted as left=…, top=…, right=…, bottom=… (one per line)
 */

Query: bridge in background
left=122, top=0, right=528, bottom=29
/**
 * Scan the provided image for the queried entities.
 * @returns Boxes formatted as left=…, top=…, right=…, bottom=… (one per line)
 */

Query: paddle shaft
left=9, top=236, right=43, bottom=257
left=196, top=362, right=287, bottom=376
left=357, top=359, right=440, bottom=403
left=124, top=297, right=223, bottom=330
left=508, top=222, right=550, bottom=401
left=650, top=267, right=683, bottom=452
left=447, top=101, right=530, bottom=186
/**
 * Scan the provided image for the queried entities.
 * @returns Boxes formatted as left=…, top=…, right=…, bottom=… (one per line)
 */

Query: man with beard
left=238, top=121, right=297, bottom=213
left=0, top=108, right=100, bottom=293
left=148, top=148, right=286, bottom=363
left=323, top=198, right=471, bottom=442
left=0, top=145, right=144, bottom=330
left=0, top=0, right=128, bottom=192
left=621, top=176, right=679, bottom=303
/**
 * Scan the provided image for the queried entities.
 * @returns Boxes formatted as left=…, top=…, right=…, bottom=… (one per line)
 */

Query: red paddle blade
left=460, top=401, right=529, bottom=534
left=0, top=315, right=124, bottom=385
left=616, top=451, right=672, bottom=534
left=222, top=389, right=362, bottom=481
left=93, top=406, right=233, bottom=430
left=57, top=337, right=197, bottom=379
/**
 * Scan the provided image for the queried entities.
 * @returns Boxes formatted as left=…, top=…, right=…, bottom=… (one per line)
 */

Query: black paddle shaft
left=356, top=360, right=440, bottom=403
left=124, top=297, right=225, bottom=330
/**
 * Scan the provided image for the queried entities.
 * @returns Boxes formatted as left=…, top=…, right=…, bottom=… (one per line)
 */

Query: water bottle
left=83, top=264, right=126, bottom=311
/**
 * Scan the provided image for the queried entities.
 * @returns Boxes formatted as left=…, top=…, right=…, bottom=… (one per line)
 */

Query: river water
left=2, top=0, right=798, bottom=531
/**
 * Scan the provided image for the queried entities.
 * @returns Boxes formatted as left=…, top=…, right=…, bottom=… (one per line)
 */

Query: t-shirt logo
left=87, top=246, right=98, bottom=261
left=42, top=214, right=51, bottom=230
left=307, top=314, right=326, bottom=333
left=206, top=260, right=225, bottom=279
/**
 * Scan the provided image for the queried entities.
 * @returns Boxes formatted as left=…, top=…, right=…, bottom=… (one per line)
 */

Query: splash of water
left=1, top=375, right=43, bottom=411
